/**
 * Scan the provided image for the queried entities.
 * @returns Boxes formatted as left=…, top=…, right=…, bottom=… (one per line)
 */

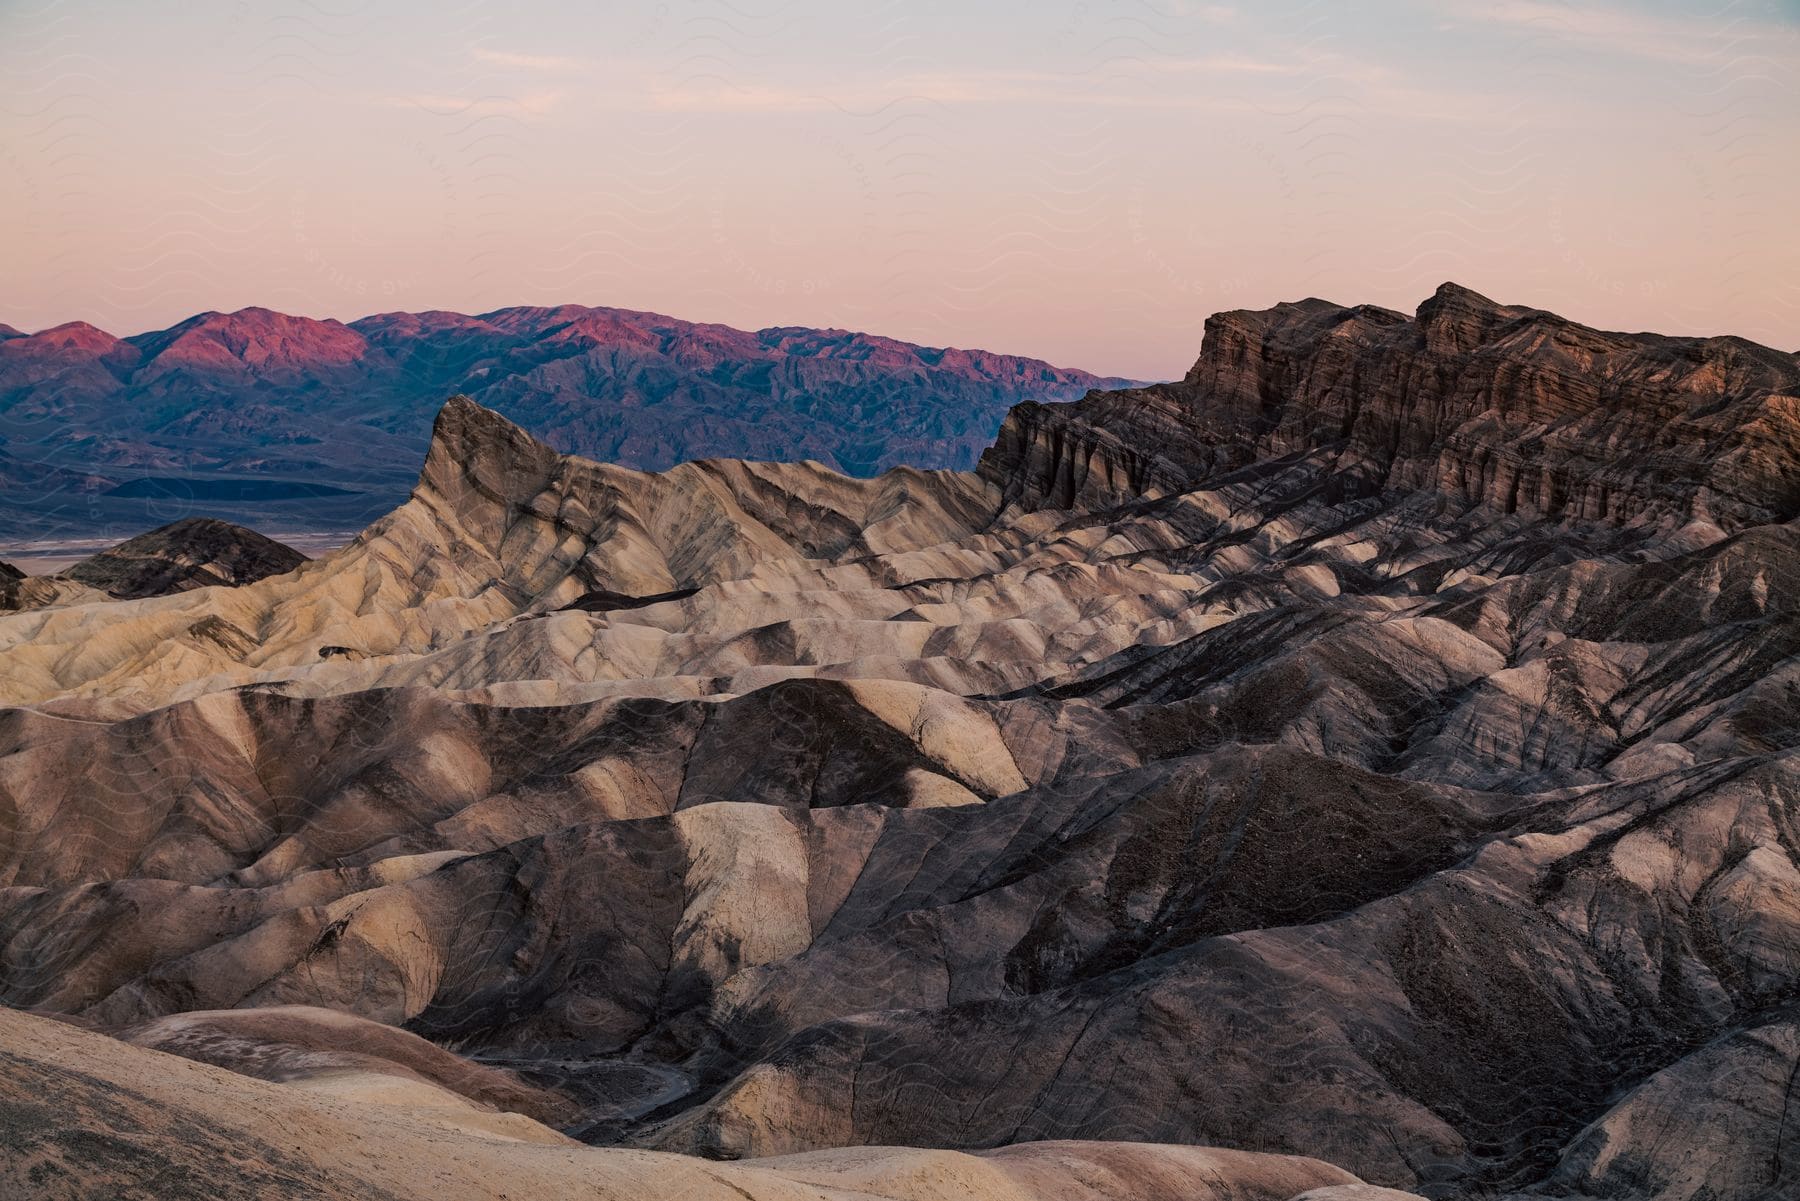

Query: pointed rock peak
left=418, top=395, right=560, bottom=498
left=1422, top=281, right=1502, bottom=311
left=432, top=393, right=532, bottom=443
left=1415, top=282, right=1518, bottom=354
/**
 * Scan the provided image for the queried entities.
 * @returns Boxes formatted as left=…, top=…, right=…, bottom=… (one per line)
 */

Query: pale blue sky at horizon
left=3, top=0, right=1796, bottom=377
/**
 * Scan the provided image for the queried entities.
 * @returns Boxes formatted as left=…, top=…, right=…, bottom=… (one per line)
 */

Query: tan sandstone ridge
left=0, top=285, right=1797, bottom=1200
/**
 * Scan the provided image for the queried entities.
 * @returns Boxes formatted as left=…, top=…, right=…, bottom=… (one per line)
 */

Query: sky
left=2, top=0, right=1797, bottom=379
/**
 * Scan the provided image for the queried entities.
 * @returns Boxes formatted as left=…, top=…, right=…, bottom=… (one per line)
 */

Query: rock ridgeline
left=982, top=282, right=1800, bottom=529
left=63, top=516, right=308, bottom=599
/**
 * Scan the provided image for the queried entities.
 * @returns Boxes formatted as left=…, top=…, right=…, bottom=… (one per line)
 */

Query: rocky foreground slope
left=1, top=1007, right=1371, bottom=1201
left=1, top=284, right=1797, bottom=1200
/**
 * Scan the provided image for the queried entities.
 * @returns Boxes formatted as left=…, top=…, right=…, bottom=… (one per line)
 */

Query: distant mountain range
left=0, top=305, right=1132, bottom=541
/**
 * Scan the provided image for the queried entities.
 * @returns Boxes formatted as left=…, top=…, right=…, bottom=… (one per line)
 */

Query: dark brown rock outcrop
left=62, top=516, right=307, bottom=598
left=982, top=283, right=1800, bottom=529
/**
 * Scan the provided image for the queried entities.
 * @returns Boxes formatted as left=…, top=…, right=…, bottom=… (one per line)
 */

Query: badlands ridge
left=0, top=284, right=1797, bottom=1200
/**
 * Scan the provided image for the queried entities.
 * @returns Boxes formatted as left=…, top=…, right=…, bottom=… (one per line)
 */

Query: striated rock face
left=982, top=283, right=1800, bottom=529
left=1546, top=1012, right=1800, bottom=1201
left=0, top=574, right=109, bottom=612
left=0, top=289, right=1797, bottom=1201
left=63, top=516, right=307, bottom=598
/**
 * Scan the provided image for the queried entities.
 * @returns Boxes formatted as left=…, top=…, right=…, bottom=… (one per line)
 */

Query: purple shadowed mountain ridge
left=0, top=303, right=1132, bottom=539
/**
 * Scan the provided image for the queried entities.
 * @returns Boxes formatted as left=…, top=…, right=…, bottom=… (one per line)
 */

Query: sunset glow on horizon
left=4, top=0, right=1797, bottom=378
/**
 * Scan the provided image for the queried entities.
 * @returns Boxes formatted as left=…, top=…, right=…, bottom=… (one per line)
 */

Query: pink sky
left=3, top=0, right=1796, bottom=379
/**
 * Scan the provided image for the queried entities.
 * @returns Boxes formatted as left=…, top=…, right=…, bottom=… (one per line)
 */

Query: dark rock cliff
left=982, top=282, right=1800, bottom=529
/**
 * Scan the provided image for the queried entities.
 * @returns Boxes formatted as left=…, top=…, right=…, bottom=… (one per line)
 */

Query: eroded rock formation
left=982, top=282, right=1800, bottom=529
left=1, top=285, right=1796, bottom=1201
left=62, top=516, right=308, bottom=598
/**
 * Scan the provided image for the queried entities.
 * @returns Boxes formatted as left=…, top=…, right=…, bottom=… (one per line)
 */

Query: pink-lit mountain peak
left=129, top=308, right=370, bottom=377
left=9, top=303, right=1123, bottom=392
left=13, top=320, right=130, bottom=355
left=0, top=321, right=140, bottom=383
